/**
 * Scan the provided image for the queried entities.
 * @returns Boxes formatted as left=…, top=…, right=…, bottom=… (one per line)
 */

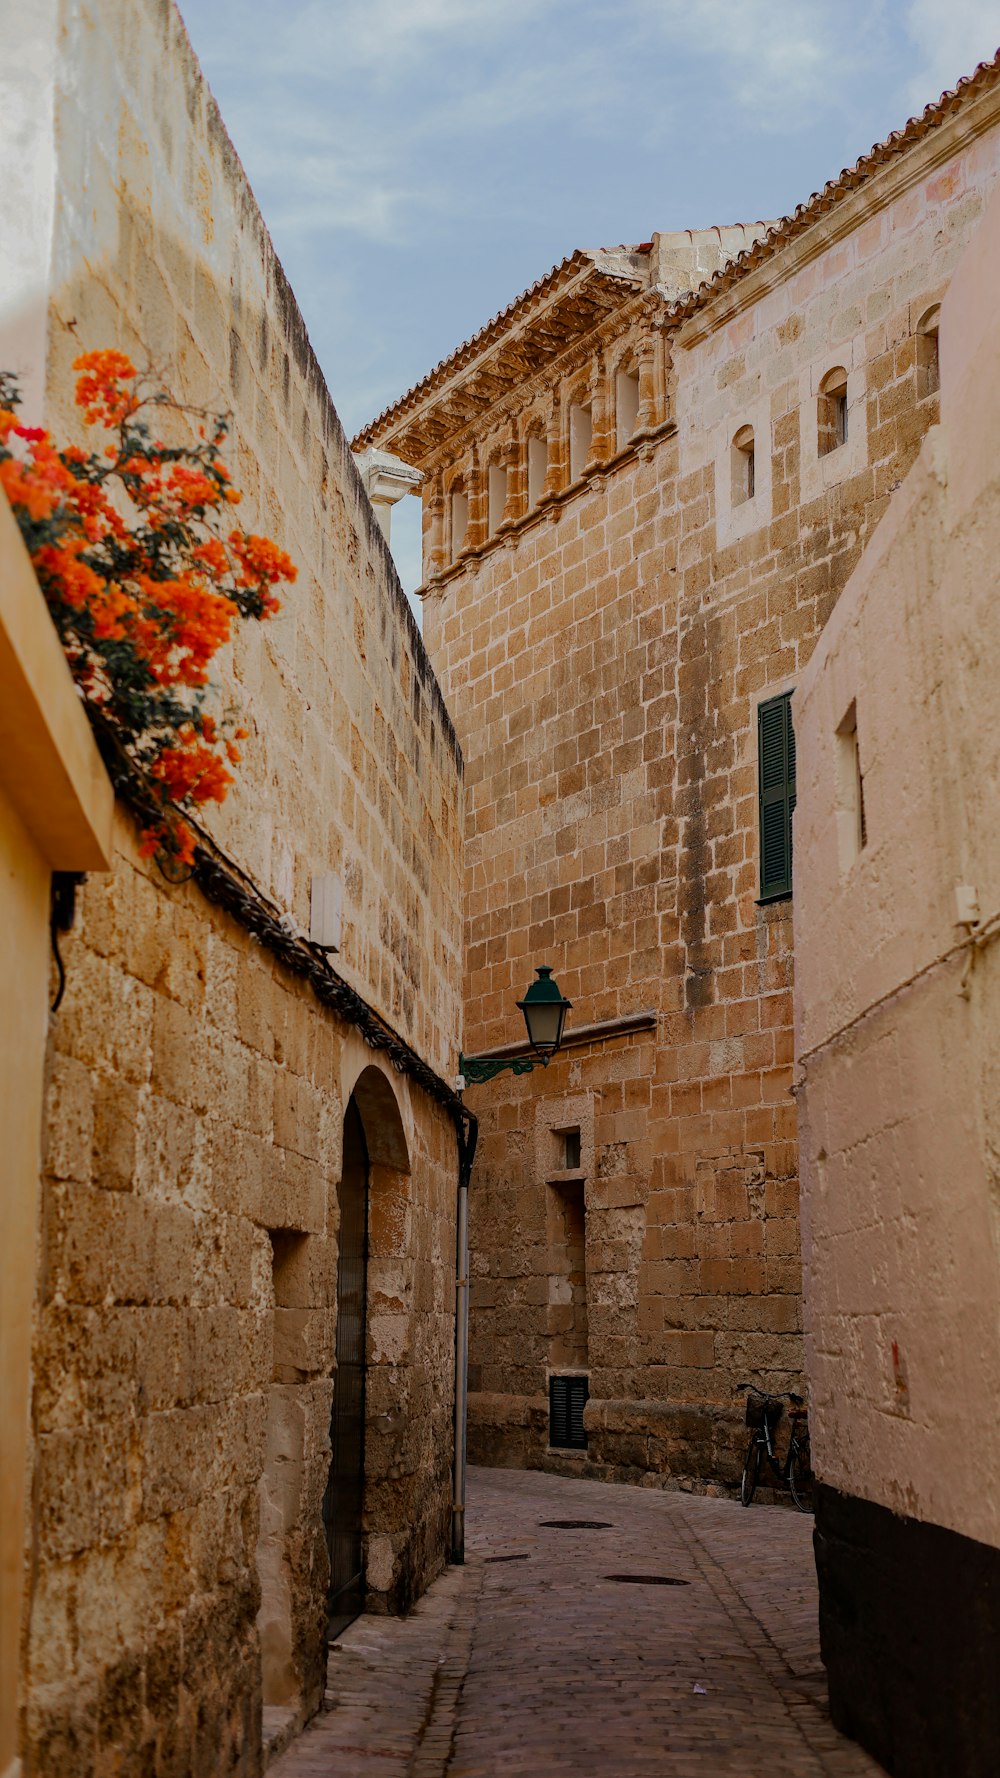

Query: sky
left=176, top=0, right=1000, bottom=605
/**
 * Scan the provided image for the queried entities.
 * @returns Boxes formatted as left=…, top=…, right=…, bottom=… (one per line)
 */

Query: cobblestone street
left=272, top=1467, right=886, bottom=1777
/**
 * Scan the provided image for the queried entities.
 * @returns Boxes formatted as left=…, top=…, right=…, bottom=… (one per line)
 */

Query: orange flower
left=73, top=349, right=138, bottom=426
left=2, top=348, right=297, bottom=865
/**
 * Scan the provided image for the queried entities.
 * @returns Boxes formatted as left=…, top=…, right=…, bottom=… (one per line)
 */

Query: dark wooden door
left=323, top=1098, right=369, bottom=1638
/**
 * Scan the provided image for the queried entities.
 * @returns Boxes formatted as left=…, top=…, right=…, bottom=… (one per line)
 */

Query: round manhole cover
left=485, top=1553, right=529, bottom=1564
left=539, top=1519, right=614, bottom=1530
left=605, top=1573, right=690, bottom=1586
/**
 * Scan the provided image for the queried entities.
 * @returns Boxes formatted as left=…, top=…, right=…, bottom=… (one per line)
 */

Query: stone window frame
left=607, top=342, right=641, bottom=453
left=523, top=413, right=549, bottom=512
left=480, top=433, right=513, bottom=539
left=915, top=302, right=942, bottom=402
left=564, top=370, right=595, bottom=486
left=713, top=389, right=773, bottom=548
left=798, top=347, right=867, bottom=506
left=817, top=365, right=850, bottom=457
left=443, top=464, right=469, bottom=563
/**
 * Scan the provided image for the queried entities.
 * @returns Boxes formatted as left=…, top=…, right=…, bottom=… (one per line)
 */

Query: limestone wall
left=1, top=3, right=464, bottom=1773
left=419, top=86, right=1000, bottom=1488
left=794, top=179, right=1000, bottom=1547
left=0, top=492, right=113, bottom=1778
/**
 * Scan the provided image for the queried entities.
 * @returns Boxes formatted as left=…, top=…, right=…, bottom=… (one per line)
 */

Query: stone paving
left=271, top=1466, right=886, bottom=1777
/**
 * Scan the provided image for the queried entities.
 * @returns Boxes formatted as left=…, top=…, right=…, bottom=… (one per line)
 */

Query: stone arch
left=522, top=411, right=549, bottom=510
left=565, top=371, right=594, bottom=481
left=479, top=435, right=512, bottom=538
left=916, top=303, right=941, bottom=399
left=343, top=1065, right=420, bottom=1616
left=351, top=1065, right=410, bottom=1170
left=445, top=468, right=468, bottom=561
left=610, top=345, right=641, bottom=451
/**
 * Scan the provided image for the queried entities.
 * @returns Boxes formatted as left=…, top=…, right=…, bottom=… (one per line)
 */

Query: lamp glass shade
left=516, top=966, right=572, bottom=1058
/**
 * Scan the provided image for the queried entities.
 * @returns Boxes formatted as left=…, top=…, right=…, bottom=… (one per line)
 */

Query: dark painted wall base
left=815, top=1483, right=1000, bottom=1778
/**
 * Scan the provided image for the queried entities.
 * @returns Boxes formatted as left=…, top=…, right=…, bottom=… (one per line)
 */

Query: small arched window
left=450, top=486, right=468, bottom=559
left=487, top=462, right=508, bottom=537
left=916, top=305, right=941, bottom=400
left=615, top=367, right=640, bottom=450
left=526, top=432, right=547, bottom=509
left=732, top=425, right=755, bottom=505
left=818, top=367, right=849, bottom=456
left=569, top=399, right=593, bottom=481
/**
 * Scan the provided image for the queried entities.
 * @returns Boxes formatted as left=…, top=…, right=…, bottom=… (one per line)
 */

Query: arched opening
left=487, top=461, right=508, bottom=537
left=615, top=366, right=640, bottom=449
left=323, top=1096, right=370, bottom=1638
left=569, top=398, right=593, bottom=481
left=818, top=366, right=849, bottom=455
left=526, top=431, right=547, bottom=509
left=732, top=424, right=755, bottom=505
left=324, top=1065, right=412, bottom=1636
left=449, top=483, right=468, bottom=559
left=916, top=305, right=941, bottom=399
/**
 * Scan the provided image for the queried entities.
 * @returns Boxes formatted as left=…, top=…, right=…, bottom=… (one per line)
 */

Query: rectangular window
left=562, top=1128, right=581, bottom=1170
left=758, top=692, right=796, bottom=900
left=549, top=1374, right=588, bottom=1450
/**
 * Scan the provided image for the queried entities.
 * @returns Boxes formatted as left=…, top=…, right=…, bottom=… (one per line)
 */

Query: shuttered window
left=549, top=1375, right=589, bottom=1450
left=758, top=692, right=796, bottom=901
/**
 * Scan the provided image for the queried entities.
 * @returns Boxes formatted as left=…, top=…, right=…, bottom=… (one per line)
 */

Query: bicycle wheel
left=788, top=1439, right=813, bottom=1512
left=740, top=1436, right=761, bottom=1507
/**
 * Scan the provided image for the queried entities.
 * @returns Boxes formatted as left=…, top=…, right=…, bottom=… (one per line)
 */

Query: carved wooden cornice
left=352, top=248, right=649, bottom=464
left=411, top=290, right=655, bottom=476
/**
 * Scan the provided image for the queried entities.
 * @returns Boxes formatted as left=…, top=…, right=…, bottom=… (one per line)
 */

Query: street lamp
left=451, top=964, right=573, bottom=1568
left=458, top=965, right=572, bottom=1086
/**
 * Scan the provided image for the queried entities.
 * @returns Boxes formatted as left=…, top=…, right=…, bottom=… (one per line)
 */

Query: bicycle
left=735, top=1383, right=813, bottom=1512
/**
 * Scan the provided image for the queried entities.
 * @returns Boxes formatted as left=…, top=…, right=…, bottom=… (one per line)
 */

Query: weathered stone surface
left=9, top=4, right=464, bottom=1773
left=390, top=84, right=1000, bottom=1493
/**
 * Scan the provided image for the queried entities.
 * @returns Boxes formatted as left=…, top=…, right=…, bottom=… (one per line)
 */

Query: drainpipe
left=451, top=1107, right=478, bottom=1563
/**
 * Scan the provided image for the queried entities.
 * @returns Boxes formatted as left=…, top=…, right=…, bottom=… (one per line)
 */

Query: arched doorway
left=323, top=1097, right=369, bottom=1637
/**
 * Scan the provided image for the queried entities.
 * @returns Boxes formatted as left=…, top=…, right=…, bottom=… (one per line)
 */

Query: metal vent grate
left=549, top=1373, right=589, bottom=1449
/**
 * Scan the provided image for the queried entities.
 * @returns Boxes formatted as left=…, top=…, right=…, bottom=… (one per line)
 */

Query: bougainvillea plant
left=0, top=349, right=296, bottom=866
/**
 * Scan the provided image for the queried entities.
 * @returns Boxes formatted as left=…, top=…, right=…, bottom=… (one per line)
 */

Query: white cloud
left=636, top=0, right=880, bottom=130
left=903, top=0, right=1000, bottom=106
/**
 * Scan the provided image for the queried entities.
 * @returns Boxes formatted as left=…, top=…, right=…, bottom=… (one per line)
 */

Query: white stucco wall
left=794, top=179, right=1000, bottom=1547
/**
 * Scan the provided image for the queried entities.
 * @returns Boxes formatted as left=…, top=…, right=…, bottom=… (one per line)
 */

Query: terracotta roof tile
left=663, top=50, right=1000, bottom=323
left=351, top=248, right=645, bottom=451
left=354, top=51, right=1000, bottom=453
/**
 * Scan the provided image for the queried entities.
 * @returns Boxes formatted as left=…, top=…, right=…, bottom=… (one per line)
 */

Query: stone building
left=354, top=56, right=1000, bottom=1489
left=1, top=3, right=466, bottom=1774
left=794, top=178, right=1000, bottom=1778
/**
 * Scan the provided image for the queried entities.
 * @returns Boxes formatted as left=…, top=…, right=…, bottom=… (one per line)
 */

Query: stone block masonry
left=356, top=62, right=1000, bottom=1493
left=0, top=3, right=464, bottom=1774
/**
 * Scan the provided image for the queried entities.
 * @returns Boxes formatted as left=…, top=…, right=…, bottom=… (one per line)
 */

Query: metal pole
left=452, top=1170, right=470, bottom=1563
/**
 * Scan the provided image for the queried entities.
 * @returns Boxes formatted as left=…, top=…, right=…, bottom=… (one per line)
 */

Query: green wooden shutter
left=758, top=692, right=795, bottom=900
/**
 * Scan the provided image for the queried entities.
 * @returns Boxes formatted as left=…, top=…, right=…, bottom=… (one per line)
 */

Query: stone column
left=498, top=437, right=522, bottom=530
left=586, top=351, right=614, bottom=469
left=541, top=392, right=565, bottom=500
left=466, top=445, right=487, bottom=550
left=423, top=471, right=446, bottom=582
left=636, top=336, right=658, bottom=434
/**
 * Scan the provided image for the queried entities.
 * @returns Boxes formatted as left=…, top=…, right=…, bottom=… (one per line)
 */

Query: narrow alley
left=271, top=1469, right=884, bottom=1777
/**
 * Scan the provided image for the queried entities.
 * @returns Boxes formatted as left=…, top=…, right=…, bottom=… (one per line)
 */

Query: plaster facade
left=0, top=492, right=113, bottom=1778
left=793, top=177, right=1000, bottom=1777
left=356, top=61, right=1000, bottom=1491
left=1, top=3, right=464, bottom=1774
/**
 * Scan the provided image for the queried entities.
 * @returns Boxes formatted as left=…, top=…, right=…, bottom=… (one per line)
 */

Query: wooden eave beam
left=364, top=262, right=642, bottom=460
